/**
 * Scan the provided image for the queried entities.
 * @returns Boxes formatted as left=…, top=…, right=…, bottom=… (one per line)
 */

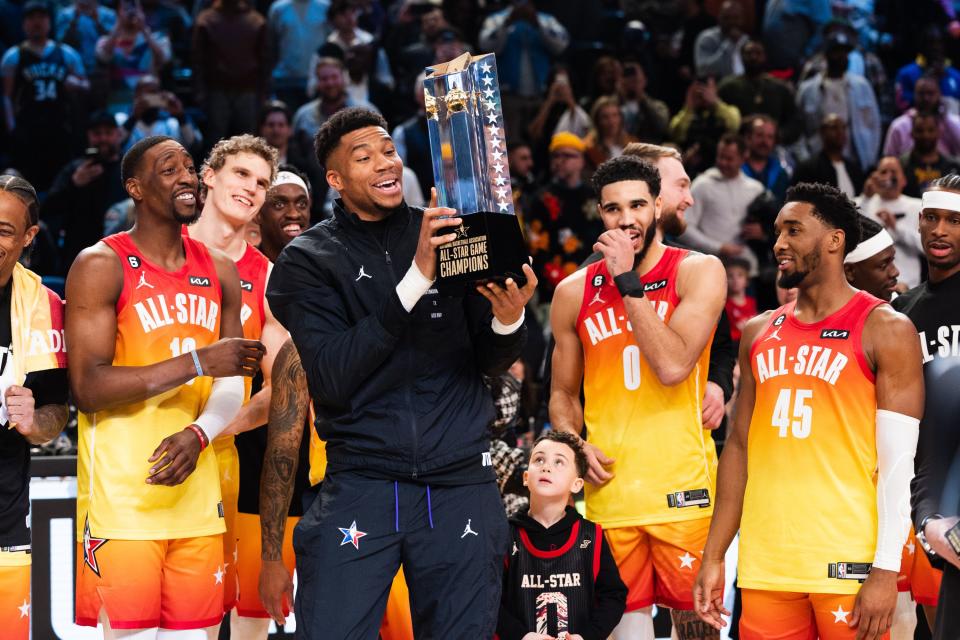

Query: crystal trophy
left=423, top=52, right=528, bottom=293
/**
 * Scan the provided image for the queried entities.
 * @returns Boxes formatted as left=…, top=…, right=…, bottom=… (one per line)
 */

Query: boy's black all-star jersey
left=499, top=506, right=627, bottom=640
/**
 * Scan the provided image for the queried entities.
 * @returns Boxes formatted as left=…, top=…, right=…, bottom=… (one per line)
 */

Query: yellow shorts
left=897, top=527, right=942, bottom=606
left=740, top=590, right=889, bottom=640
left=75, top=536, right=224, bottom=629
left=605, top=517, right=710, bottom=611
left=216, top=440, right=240, bottom=613
left=234, top=512, right=298, bottom=618
left=0, top=553, right=30, bottom=640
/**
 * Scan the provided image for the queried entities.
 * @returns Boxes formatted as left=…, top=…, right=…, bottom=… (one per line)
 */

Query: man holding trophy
left=265, top=49, right=536, bottom=640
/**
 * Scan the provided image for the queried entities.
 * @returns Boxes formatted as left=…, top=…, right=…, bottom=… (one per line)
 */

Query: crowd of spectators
left=3, top=0, right=960, bottom=445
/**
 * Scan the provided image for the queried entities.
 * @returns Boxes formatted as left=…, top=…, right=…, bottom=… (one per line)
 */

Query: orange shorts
left=0, top=557, right=30, bottom=640
left=234, top=512, right=298, bottom=618
left=741, top=589, right=890, bottom=640
left=897, top=528, right=942, bottom=606
left=605, top=517, right=710, bottom=611
left=216, top=441, right=240, bottom=613
left=76, top=535, right=224, bottom=630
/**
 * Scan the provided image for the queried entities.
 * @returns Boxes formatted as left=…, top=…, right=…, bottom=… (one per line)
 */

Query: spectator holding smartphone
left=855, top=157, right=924, bottom=288
left=117, top=74, right=201, bottom=155
left=41, top=109, right=126, bottom=275
left=95, top=0, right=170, bottom=110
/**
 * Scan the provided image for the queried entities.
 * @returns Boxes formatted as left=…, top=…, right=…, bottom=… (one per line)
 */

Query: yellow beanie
left=549, top=131, right=585, bottom=153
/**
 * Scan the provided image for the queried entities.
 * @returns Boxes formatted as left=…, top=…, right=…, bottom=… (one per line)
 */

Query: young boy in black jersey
left=497, top=431, right=627, bottom=640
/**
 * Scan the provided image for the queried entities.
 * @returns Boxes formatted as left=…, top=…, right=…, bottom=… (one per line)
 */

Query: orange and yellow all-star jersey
left=76, top=232, right=226, bottom=541
left=576, top=247, right=717, bottom=528
left=211, top=242, right=270, bottom=455
left=740, top=291, right=883, bottom=594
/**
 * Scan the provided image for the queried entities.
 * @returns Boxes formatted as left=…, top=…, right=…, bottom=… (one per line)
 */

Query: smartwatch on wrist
left=614, top=271, right=645, bottom=298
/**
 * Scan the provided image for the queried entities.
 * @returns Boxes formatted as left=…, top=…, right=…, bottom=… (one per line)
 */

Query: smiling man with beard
left=265, top=107, right=535, bottom=639
left=66, top=135, right=266, bottom=638
left=185, top=134, right=292, bottom=637
left=695, top=183, right=923, bottom=640
left=550, top=155, right=727, bottom=640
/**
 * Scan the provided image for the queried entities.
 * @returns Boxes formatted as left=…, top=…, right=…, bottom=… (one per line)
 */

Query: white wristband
left=193, top=376, right=244, bottom=443
left=396, top=262, right=435, bottom=312
left=492, top=310, right=525, bottom=335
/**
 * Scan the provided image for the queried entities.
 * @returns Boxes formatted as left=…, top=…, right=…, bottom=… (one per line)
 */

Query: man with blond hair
left=187, top=134, right=290, bottom=638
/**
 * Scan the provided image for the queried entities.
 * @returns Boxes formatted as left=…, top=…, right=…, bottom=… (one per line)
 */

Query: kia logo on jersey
left=820, top=329, right=850, bottom=339
left=240, top=280, right=253, bottom=292
left=644, top=279, right=668, bottom=292
left=189, top=276, right=211, bottom=287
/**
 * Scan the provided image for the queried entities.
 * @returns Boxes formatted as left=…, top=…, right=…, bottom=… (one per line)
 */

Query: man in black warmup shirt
left=0, top=175, right=70, bottom=640
left=892, top=174, right=960, bottom=636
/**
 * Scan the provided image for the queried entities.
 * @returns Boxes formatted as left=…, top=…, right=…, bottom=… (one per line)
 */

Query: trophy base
left=435, top=211, right=528, bottom=296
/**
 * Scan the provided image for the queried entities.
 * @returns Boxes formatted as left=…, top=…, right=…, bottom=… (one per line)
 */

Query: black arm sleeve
left=912, top=361, right=960, bottom=528
left=24, top=367, right=69, bottom=408
left=708, top=309, right=736, bottom=402
left=583, top=533, right=628, bottom=640
left=266, top=251, right=414, bottom=410
left=464, top=295, right=528, bottom=377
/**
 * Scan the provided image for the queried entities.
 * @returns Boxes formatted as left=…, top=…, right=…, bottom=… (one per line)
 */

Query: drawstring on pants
left=392, top=481, right=436, bottom=531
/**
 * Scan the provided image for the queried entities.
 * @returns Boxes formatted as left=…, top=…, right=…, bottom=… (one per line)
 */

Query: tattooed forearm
left=260, top=339, right=309, bottom=561
left=672, top=609, right=720, bottom=640
left=27, top=404, right=69, bottom=444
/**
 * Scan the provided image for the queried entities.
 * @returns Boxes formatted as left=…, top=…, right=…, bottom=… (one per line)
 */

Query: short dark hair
left=121, top=135, right=175, bottom=184
left=0, top=174, right=39, bottom=227
left=722, top=255, right=752, bottom=273
left=718, top=132, right=746, bottom=154
left=858, top=214, right=882, bottom=240
left=313, top=107, right=389, bottom=168
left=258, top=99, right=291, bottom=129
left=591, top=155, right=661, bottom=199
left=785, top=182, right=861, bottom=255
left=507, top=140, right=531, bottom=154
left=532, top=431, right=588, bottom=478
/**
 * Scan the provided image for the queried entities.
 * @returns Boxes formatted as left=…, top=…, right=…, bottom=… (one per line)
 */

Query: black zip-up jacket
left=266, top=200, right=527, bottom=484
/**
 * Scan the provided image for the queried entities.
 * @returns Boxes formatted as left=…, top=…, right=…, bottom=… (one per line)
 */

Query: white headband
left=272, top=171, right=309, bottom=197
left=921, top=189, right=960, bottom=213
left=845, top=228, right=894, bottom=264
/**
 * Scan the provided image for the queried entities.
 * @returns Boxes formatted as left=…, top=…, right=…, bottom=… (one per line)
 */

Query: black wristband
left=614, top=271, right=645, bottom=298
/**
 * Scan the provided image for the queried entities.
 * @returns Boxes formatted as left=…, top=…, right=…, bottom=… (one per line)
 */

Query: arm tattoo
left=260, top=340, right=309, bottom=561
left=29, top=404, right=69, bottom=445
left=671, top=609, right=720, bottom=640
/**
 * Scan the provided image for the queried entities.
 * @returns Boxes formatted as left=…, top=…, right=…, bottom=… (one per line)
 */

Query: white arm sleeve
left=873, top=409, right=920, bottom=571
left=193, top=376, right=244, bottom=443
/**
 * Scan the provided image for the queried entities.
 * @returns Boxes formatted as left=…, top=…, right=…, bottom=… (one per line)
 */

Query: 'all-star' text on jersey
left=576, top=247, right=717, bottom=528
left=76, top=232, right=225, bottom=541
left=740, top=291, right=884, bottom=594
